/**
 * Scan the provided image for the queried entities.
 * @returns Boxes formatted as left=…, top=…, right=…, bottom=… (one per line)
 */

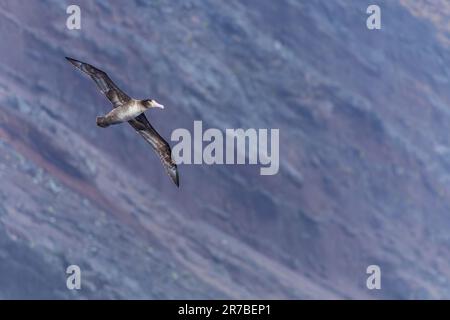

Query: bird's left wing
left=65, top=57, right=130, bottom=108
left=128, top=114, right=179, bottom=187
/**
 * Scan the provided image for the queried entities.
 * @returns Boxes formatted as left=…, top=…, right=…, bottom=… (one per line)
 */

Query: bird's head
left=144, top=99, right=164, bottom=110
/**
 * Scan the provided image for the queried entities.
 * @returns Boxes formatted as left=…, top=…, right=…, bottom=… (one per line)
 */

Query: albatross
left=65, top=57, right=179, bottom=187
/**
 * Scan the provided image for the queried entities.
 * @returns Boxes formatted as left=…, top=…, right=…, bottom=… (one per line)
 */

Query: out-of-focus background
left=0, top=0, right=450, bottom=299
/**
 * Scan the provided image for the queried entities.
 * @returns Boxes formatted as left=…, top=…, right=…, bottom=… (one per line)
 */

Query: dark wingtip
left=65, top=56, right=81, bottom=67
left=174, top=169, right=180, bottom=188
left=169, top=167, right=179, bottom=187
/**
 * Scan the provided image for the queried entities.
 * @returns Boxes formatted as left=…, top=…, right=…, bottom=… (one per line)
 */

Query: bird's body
left=65, top=56, right=179, bottom=187
left=97, top=99, right=149, bottom=127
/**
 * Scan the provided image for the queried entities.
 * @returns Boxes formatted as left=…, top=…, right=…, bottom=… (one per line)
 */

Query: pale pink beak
left=152, top=101, right=164, bottom=109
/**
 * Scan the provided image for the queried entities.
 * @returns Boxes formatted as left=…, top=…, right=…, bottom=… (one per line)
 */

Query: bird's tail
left=96, top=116, right=110, bottom=128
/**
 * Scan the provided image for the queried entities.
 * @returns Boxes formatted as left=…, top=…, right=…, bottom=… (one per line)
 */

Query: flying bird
left=65, top=57, right=179, bottom=187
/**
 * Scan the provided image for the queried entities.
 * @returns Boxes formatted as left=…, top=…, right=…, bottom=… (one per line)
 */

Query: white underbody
left=107, top=100, right=147, bottom=123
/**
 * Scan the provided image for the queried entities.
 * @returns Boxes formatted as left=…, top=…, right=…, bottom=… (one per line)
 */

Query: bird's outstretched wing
left=129, top=113, right=179, bottom=187
left=65, top=57, right=130, bottom=108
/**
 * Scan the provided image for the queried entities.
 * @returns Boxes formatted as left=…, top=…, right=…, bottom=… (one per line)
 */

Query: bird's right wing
left=65, top=57, right=130, bottom=108
left=128, top=113, right=179, bottom=187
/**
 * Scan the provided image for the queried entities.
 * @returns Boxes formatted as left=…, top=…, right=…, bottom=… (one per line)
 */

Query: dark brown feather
left=129, top=114, right=179, bottom=187
left=65, top=57, right=130, bottom=108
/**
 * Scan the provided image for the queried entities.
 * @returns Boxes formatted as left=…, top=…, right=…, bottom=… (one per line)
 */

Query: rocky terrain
left=1, top=0, right=450, bottom=299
